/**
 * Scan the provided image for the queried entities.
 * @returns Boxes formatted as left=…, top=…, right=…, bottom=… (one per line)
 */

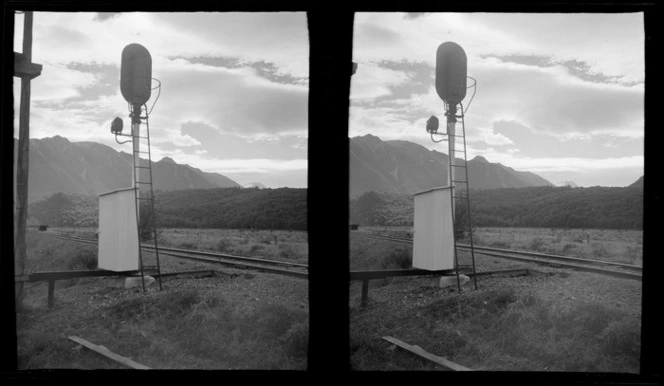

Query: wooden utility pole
left=14, top=11, right=42, bottom=306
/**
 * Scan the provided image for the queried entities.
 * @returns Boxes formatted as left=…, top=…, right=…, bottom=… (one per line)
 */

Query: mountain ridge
left=350, top=134, right=554, bottom=197
left=14, top=136, right=241, bottom=202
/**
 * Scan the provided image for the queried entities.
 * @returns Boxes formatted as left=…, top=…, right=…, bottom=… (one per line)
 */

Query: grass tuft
left=178, top=242, right=197, bottom=249
left=277, top=244, right=297, bottom=260
left=591, top=243, right=608, bottom=258
left=381, top=248, right=412, bottom=269
left=217, top=239, right=233, bottom=253
left=67, top=250, right=97, bottom=270
left=490, top=240, right=511, bottom=249
left=352, top=280, right=640, bottom=372
left=19, top=230, right=308, bottom=370
left=248, top=243, right=265, bottom=255
left=529, top=237, right=546, bottom=252
left=280, top=319, right=309, bottom=358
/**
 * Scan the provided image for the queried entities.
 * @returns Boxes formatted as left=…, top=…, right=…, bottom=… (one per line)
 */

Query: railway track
left=54, top=234, right=308, bottom=279
left=352, top=231, right=642, bottom=281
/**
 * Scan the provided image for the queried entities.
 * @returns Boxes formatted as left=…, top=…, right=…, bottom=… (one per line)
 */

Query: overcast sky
left=350, top=12, right=644, bottom=187
left=14, top=12, right=308, bottom=188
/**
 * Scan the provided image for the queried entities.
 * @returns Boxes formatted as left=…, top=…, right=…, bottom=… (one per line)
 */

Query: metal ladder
left=130, top=103, right=163, bottom=292
left=446, top=104, right=478, bottom=291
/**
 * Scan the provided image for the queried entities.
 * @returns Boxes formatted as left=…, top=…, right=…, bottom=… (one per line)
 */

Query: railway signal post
left=102, top=43, right=162, bottom=292
left=416, top=41, right=478, bottom=292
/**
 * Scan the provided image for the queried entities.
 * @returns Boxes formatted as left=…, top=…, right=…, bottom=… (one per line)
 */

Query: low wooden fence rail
left=15, top=269, right=218, bottom=308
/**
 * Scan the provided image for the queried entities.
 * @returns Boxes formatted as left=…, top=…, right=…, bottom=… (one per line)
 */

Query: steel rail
left=352, top=231, right=642, bottom=280
left=460, top=243, right=642, bottom=272
left=55, top=234, right=308, bottom=268
left=158, top=251, right=308, bottom=279
left=142, top=244, right=308, bottom=269
left=350, top=268, right=455, bottom=281
left=54, top=234, right=308, bottom=278
left=470, top=250, right=641, bottom=281
left=355, top=231, right=641, bottom=271
left=353, top=231, right=413, bottom=245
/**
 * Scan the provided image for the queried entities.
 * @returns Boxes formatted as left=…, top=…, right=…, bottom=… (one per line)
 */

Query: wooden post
left=47, top=280, right=54, bottom=308
left=14, top=12, right=38, bottom=307
left=361, top=279, right=369, bottom=308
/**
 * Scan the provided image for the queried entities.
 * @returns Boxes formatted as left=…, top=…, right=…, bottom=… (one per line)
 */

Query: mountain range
left=14, top=136, right=241, bottom=202
left=350, top=134, right=553, bottom=197
left=16, top=135, right=624, bottom=204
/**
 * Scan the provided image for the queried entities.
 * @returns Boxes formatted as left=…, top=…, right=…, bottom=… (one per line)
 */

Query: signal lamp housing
left=435, top=42, right=467, bottom=105
left=111, top=117, right=124, bottom=134
left=120, top=43, right=152, bottom=105
left=426, top=115, right=439, bottom=134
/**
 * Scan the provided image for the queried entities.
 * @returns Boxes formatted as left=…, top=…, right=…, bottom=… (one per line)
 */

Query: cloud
left=93, top=12, right=122, bottom=22
left=471, top=149, right=643, bottom=187
left=350, top=105, right=424, bottom=141
left=154, top=12, right=309, bottom=78
left=150, top=147, right=307, bottom=175
left=468, top=57, right=644, bottom=138
left=157, top=128, right=202, bottom=148
left=15, top=13, right=309, bottom=138
left=350, top=63, right=412, bottom=100
left=13, top=12, right=310, bottom=188
left=18, top=12, right=310, bottom=141
left=353, top=12, right=644, bottom=85
left=461, top=13, right=645, bottom=85
left=23, top=12, right=308, bottom=79
left=27, top=64, right=99, bottom=101
left=349, top=12, right=645, bottom=190
left=213, top=158, right=307, bottom=174
left=353, top=55, right=644, bottom=148
left=483, top=131, right=513, bottom=146
left=145, top=58, right=308, bottom=137
left=473, top=151, right=643, bottom=173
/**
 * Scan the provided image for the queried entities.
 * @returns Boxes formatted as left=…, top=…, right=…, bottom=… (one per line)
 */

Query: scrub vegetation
left=29, top=187, right=307, bottom=231
left=55, top=227, right=309, bottom=265
left=16, top=230, right=308, bottom=369
left=348, top=230, right=642, bottom=372
left=359, top=226, right=643, bottom=267
left=158, top=228, right=309, bottom=265
left=350, top=282, right=640, bottom=372
left=350, top=183, right=643, bottom=230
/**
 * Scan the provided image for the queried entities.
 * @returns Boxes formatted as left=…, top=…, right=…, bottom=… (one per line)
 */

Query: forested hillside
left=29, top=193, right=98, bottom=227
left=350, top=191, right=413, bottom=226
left=155, top=187, right=306, bottom=230
left=29, top=187, right=307, bottom=231
left=30, top=182, right=642, bottom=231
left=350, top=183, right=643, bottom=230
left=470, top=185, right=642, bottom=229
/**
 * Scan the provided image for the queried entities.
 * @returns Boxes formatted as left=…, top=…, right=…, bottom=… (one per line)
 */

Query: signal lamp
left=426, top=115, right=439, bottom=134
left=111, top=117, right=123, bottom=134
